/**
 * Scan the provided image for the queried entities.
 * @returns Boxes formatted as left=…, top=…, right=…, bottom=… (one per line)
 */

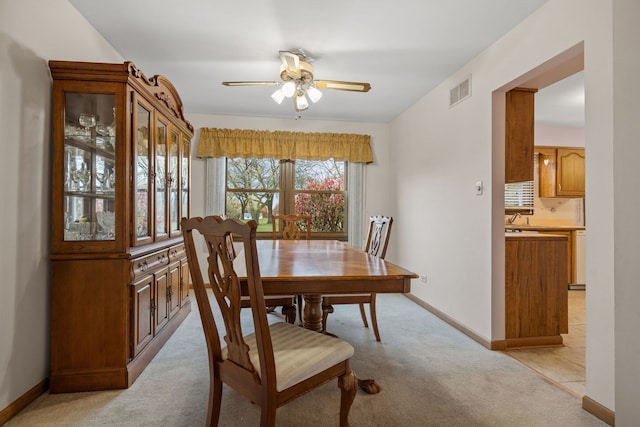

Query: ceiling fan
left=222, top=50, right=371, bottom=112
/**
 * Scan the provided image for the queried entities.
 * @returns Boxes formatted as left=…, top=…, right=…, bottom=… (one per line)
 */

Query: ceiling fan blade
left=222, top=81, right=280, bottom=87
left=279, top=51, right=301, bottom=78
left=314, top=80, right=371, bottom=92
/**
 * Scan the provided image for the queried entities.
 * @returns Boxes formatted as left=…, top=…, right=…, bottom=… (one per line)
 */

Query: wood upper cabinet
left=49, top=61, right=193, bottom=393
left=557, top=148, right=585, bottom=196
left=505, top=88, right=538, bottom=183
left=538, top=147, right=585, bottom=198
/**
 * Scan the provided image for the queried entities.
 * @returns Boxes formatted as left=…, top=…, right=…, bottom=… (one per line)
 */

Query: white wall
left=0, top=0, right=122, bottom=412
left=535, top=124, right=585, bottom=148
left=389, top=0, right=617, bottom=414
left=612, top=0, right=640, bottom=424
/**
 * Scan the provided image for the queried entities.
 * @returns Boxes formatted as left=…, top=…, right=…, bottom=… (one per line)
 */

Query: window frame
left=206, top=158, right=365, bottom=247
left=224, top=157, right=349, bottom=240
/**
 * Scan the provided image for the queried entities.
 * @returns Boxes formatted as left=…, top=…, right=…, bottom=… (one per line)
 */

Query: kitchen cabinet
left=49, top=61, right=194, bottom=392
left=505, top=233, right=568, bottom=349
left=505, top=87, right=537, bottom=183
left=537, top=230, right=573, bottom=284
left=557, top=148, right=586, bottom=196
left=505, top=225, right=584, bottom=286
left=538, top=147, right=585, bottom=197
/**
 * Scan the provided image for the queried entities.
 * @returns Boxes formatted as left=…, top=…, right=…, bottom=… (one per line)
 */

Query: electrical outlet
left=420, top=274, right=427, bottom=283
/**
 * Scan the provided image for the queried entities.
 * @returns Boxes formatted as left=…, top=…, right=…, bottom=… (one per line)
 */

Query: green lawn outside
left=257, top=218, right=272, bottom=232
left=234, top=217, right=272, bottom=232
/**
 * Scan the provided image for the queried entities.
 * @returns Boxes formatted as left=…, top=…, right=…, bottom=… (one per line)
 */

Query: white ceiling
left=68, top=0, right=582, bottom=126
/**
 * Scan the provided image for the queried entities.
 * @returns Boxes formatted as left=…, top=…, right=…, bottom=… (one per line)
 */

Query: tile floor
left=504, top=290, right=586, bottom=397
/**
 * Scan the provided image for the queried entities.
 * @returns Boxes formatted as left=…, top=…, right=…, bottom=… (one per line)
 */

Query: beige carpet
left=6, top=292, right=607, bottom=426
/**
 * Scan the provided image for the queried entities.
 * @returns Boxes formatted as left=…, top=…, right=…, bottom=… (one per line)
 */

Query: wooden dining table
left=235, top=239, right=418, bottom=330
left=234, top=239, right=418, bottom=393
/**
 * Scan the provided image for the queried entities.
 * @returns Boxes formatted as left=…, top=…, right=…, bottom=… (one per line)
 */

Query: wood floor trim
left=0, top=378, right=48, bottom=425
left=504, top=335, right=564, bottom=349
left=582, top=395, right=615, bottom=426
left=405, top=294, right=493, bottom=349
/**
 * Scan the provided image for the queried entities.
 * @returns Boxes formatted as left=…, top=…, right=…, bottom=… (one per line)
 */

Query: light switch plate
left=475, top=181, right=483, bottom=195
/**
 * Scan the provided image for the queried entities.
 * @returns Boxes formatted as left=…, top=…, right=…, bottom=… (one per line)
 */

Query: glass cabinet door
left=134, top=99, right=153, bottom=245
left=180, top=137, right=190, bottom=225
left=155, top=119, right=168, bottom=239
left=168, top=128, right=180, bottom=236
left=63, top=93, right=116, bottom=241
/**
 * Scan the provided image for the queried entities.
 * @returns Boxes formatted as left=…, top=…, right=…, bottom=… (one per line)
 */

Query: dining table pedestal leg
left=302, top=294, right=382, bottom=394
left=302, top=295, right=324, bottom=332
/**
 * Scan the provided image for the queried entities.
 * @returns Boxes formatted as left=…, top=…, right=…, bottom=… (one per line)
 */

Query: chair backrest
left=181, top=216, right=276, bottom=391
left=364, top=215, right=393, bottom=259
left=272, top=214, right=312, bottom=240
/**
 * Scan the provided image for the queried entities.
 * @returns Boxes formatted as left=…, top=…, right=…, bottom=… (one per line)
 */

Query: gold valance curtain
left=196, top=128, right=373, bottom=163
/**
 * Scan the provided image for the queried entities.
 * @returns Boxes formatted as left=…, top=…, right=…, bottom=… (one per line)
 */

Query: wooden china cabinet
left=49, top=61, right=193, bottom=392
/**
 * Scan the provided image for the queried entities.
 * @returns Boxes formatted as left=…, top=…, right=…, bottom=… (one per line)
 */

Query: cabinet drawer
left=168, top=243, right=185, bottom=262
left=132, top=249, right=170, bottom=279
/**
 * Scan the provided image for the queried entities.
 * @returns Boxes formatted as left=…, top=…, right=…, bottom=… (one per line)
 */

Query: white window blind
left=505, top=154, right=536, bottom=210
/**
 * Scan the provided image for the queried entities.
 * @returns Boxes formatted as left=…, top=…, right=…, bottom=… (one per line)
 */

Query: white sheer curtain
left=347, top=162, right=365, bottom=248
left=205, top=158, right=365, bottom=247
left=205, top=157, right=226, bottom=216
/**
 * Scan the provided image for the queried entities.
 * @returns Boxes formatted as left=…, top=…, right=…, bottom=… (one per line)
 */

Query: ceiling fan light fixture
left=294, top=90, right=309, bottom=111
left=222, top=49, right=371, bottom=114
left=271, top=88, right=285, bottom=104
left=306, top=85, right=322, bottom=103
left=281, top=81, right=296, bottom=98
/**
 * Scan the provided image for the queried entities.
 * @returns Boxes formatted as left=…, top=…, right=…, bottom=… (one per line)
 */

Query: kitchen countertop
left=505, top=231, right=569, bottom=239
left=504, top=224, right=586, bottom=232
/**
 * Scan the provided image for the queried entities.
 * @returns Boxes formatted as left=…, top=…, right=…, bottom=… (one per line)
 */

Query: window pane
left=505, top=153, right=535, bottom=210
left=226, top=158, right=279, bottom=231
left=505, top=182, right=534, bottom=207
left=225, top=157, right=348, bottom=237
left=295, top=159, right=344, bottom=190
left=295, top=192, right=345, bottom=232
left=294, top=159, right=346, bottom=233
left=227, top=158, right=279, bottom=189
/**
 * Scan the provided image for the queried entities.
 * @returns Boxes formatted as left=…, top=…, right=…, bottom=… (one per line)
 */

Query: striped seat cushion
left=223, top=322, right=354, bottom=391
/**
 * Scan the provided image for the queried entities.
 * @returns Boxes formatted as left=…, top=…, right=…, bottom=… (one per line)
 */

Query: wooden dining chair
left=182, top=216, right=357, bottom=426
left=224, top=233, right=297, bottom=324
left=271, top=213, right=312, bottom=324
left=321, top=215, right=394, bottom=342
left=271, top=213, right=312, bottom=240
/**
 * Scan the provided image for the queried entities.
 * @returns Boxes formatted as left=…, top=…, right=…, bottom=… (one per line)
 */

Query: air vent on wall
left=449, top=75, right=472, bottom=107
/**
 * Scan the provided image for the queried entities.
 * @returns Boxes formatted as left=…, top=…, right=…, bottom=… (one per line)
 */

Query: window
left=505, top=181, right=534, bottom=212
left=225, top=157, right=347, bottom=239
left=504, top=153, right=536, bottom=214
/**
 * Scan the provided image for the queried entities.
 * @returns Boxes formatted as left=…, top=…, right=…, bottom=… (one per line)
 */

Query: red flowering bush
left=294, top=177, right=344, bottom=232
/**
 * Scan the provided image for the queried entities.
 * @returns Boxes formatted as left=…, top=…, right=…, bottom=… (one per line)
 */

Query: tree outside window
left=225, top=157, right=347, bottom=239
